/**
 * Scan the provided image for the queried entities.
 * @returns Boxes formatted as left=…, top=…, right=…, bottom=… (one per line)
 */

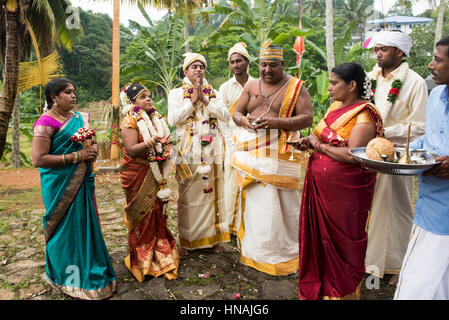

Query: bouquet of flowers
left=71, top=127, right=96, bottom=147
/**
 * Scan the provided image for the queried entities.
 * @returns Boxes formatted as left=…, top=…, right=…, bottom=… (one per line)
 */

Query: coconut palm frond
left=17, top=50, right=64, bottom=93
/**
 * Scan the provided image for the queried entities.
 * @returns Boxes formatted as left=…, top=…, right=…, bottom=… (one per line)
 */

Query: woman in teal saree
left=32, top=78, right=116, bottom=300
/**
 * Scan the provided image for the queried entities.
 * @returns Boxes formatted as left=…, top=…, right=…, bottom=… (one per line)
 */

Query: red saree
left=298, top=102, right=382, bottom=300
left=120, top=116, right=179, bottom=282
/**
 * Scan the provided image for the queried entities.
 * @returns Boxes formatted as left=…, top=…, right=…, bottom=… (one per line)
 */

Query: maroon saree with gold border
left=298, top=102, right=382, bottom=300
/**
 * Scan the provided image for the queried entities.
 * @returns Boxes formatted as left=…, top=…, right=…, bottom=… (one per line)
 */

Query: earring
left=53, top=101, right=58, bottom=108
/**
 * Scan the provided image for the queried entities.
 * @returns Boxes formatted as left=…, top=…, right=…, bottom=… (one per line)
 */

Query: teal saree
left=38, top=111, right=116, bottom=300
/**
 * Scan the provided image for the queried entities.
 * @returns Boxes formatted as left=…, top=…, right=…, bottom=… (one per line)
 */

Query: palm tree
left=325, top=0, right=334, bottom=72
left=338, top=0, right=374, bottom=43
left=435, top=0, right=446, bottom=45
left=0, top=0, right=81, bottom=159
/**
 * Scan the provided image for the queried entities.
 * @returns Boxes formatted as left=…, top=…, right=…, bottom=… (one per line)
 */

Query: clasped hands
left=293, top=135, right=319, bottom=151
left=191, top=76, right=209, bottom=106
left=144, top=135, right=173, bottom=158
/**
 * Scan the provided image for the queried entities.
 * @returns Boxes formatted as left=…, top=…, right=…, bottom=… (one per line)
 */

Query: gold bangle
left=77, top=151, right=82, bottom=162
left=72, top=151, right=78, bottom=164
left=62, top=154, right=66, bottom=166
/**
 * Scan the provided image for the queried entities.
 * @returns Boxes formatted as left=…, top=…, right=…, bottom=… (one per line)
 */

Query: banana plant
left=120, top=2, right=188, bottom=99
left=198, top=0, right=302, bottom=58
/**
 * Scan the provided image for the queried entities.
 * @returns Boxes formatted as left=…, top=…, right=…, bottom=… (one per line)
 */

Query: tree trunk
left=184, top=20, right=191, bottom=52
left=110, top=0, right=120, bottom=160
left=325, top=0, right=335, bottom=72
left=435, top=0, right=446, bottom=45
left=0, top=9, right=20, bottom=160
left=11, top=93, right=20, bottom=168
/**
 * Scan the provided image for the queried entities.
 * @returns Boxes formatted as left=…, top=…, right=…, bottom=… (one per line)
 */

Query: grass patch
left=181, top=277, right=212, bottom=287
left=0, top=221, right=10, bottom=234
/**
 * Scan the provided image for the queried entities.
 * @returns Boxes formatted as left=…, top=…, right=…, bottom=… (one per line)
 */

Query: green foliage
left=61, top=8, right=128, bottom=105
left=199, top=0, right=300, bottom=58
left=408, top=25, right=435, bottom=79
left=121, top=6, right=187, bottom=99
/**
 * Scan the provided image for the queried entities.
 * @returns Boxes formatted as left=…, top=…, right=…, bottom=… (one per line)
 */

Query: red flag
left=293, top=35, right=305, bottom=66
left=294, top=0, right=305, bottom=67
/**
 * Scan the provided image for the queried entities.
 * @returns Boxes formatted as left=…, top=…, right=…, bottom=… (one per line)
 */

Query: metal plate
left=349, top=147, right=441, bottom=176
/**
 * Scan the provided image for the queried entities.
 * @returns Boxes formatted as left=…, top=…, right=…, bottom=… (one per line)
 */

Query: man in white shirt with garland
left=218, top=42, right=254, bottom=235
left=365, top=30, right=428, bottom=285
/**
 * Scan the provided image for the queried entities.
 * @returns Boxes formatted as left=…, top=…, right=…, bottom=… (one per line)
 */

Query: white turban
left=370, top=31, right=412, bottom=57
left=183, top=52, right=207, bottom=71
left=228, top=42, right=250, bottom=61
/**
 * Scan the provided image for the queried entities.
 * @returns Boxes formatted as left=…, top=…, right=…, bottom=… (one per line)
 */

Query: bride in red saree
left=296, top=63, right=383, bottom=300
left=120, top=83, right=179, bottom=282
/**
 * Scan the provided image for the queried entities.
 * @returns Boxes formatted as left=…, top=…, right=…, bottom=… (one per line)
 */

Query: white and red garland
left=182, top=80, right=218, bottom=194
left=368, top=62, right=409, bottom=117
left=121, top=89, right=172, bottom=202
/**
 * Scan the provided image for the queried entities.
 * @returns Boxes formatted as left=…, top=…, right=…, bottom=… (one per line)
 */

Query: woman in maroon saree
left=296, top=63, right=383, bottom=300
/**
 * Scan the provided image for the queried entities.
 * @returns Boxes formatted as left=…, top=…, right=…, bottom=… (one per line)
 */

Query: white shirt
left=368, top=62, right=428, bottom=143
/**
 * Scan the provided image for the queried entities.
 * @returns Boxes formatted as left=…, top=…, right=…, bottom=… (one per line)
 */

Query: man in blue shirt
left=395, top=36, right=449, bottom=300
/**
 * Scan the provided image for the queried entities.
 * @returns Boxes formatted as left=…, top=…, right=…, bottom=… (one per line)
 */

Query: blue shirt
left=410, top=85, right=449, bottom=235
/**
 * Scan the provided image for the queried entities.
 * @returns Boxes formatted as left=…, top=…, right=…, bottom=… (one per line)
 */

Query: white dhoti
left=232, top=127, right=302, bottom=276
left=177, top=163, right=230, bottom=250
left=365, top=173, right=415, bottom=277
left=223, top=121, right=240, bottom=234
left=395, top=225, right=449, bottom=300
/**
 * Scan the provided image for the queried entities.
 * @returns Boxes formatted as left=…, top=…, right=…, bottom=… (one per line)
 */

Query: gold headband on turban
left=259, top=41, right=283, bottom=61
left=183, top=52, right=207, bottom=71
left=228, top=42, right=250, bottom=61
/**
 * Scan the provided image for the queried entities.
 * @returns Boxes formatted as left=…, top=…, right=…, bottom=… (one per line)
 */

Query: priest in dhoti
left=168, top=53, right=231, bottom=256
left=218, top=42, right=254, bottom=234
left=231, top=42, right=313, bottom=275
left=365, top=31, right=428, bottom=284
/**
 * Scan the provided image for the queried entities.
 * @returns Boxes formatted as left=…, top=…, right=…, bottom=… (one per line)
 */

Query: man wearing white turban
left=168, top=53, right=231, bottom=256
left=218, top=42, right=254, bottom=234
left=365, top=30, right=428, bottom=285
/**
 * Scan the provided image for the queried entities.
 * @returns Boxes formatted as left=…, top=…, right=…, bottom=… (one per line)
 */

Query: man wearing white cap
left=168, top=53, right=231, bottom=256
left=365, top=30, right=428, bottom=285
left=218, top=42, right=254, bottom=234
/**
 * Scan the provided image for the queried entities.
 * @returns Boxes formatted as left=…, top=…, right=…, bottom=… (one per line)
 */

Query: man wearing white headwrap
left=168, top=53, right=231, bottom=256
left=218, top=42, right=254, bottom=234
left=365, top=30, right=428, bottom=285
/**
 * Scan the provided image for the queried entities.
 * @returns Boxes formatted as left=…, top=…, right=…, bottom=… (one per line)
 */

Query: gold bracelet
left=77, top=151, right=82, bottom=162
left=72, top=151, right=78, bottom=164
left=62, top=154, right=66, bottom=166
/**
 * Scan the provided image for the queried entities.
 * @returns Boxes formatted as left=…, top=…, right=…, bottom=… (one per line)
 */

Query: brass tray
left=349, top=147, right=440, bottom=176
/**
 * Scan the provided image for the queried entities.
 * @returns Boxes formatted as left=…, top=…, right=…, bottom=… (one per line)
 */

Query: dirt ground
left=0, top=162, right=396, bottom=301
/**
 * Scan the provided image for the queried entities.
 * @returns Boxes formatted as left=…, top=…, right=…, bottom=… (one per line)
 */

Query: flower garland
left=110, top=124, right=121, bottom=146
left=368, top=62, right=409, bottom=118
left=371, top=79, right=402, bottom=104
left=182, top=80, right=217, bottom=193
left=120, top=89, right=172, bottom=206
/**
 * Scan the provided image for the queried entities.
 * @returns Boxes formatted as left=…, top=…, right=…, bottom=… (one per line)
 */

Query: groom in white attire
left=168, top=53, right=231, bottom=256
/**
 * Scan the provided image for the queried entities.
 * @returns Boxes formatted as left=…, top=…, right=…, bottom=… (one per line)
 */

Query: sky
left=70, top=0, right=433, bottom=27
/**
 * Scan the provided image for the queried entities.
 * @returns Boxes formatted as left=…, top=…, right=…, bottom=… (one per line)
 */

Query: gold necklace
left=52, top=108, right=73, bottom=121
left=258, top=74, right=287, bottom=99
left=251, top=77, right=289, bottom=126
